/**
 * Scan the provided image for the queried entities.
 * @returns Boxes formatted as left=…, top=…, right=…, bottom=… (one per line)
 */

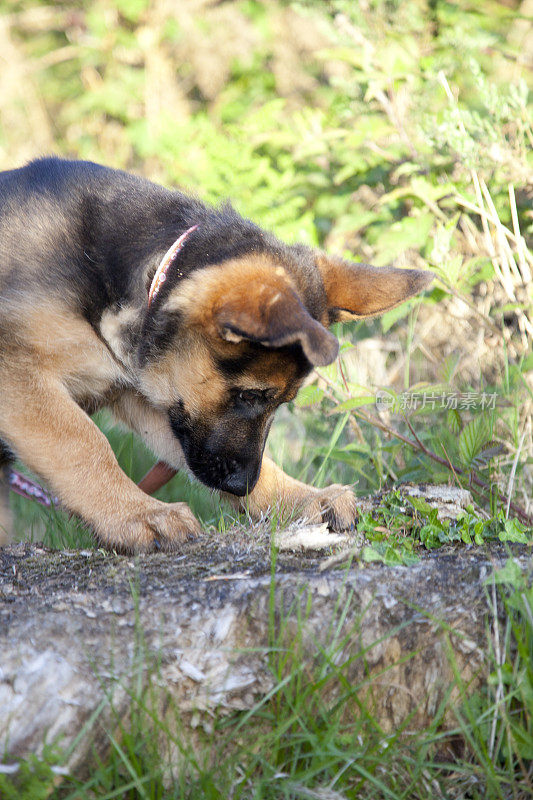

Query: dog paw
left=99, top=501, right=202, bottom=553
left=298, top=484, right=358, bottom=532
left=143, top=502, right=202, bottom=551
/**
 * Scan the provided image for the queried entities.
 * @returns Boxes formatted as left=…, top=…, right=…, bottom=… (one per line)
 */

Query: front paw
left=297, top=484, right=358, bottom=531
left=98, top=501, right=202, bottom=553
left=142, top=502, right=202, bottom=551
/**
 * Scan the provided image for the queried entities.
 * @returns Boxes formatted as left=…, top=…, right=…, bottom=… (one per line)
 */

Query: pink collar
left=147, top=224, right=199, bottom=306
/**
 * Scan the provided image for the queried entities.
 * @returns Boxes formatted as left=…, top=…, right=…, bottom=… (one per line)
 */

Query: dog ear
left=215, top=283, right=339, bottom=367
left=316, top=254, right=434, bottom=322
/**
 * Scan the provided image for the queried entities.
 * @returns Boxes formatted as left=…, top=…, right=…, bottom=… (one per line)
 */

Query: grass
left=4, top=0, right=533, bottom=532
left=1, top=556, right=531, bottom=799
left=1, top=0, right=532, bottom=795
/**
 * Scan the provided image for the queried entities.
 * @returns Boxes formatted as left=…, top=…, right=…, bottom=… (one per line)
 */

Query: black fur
left=0, top=157, right=327, bottom=348
left=0, top=157, right=432, bottom=549
left=168, top=398, right=268, bottom=495
left=0, top=157, right=329, bottom=499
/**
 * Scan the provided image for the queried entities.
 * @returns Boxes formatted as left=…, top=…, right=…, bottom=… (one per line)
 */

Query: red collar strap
left=147, top=224, right=199, bottom=307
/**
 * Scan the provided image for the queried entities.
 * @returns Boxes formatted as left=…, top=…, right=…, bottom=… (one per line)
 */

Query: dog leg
left=110, top=395, right=357, bottom=531
left=108, top=390, right=187, bottom=473
left=0, top=376, right=200, bottom=552
left=231, top=456, right=357, bottom=531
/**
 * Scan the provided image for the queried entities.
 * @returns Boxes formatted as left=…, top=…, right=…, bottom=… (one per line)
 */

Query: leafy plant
left=1, top=4, right=532, bottom=791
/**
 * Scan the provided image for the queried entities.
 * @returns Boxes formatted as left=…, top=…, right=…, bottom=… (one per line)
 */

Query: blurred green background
left=1, top=0, right=532, bottom=541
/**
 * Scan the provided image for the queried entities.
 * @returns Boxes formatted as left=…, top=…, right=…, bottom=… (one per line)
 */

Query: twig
left=506, top=432, right=526, bottom=519
left=488, top=580, right=503, bottom=759
left=436, top=275, right=504, bottom=340
left=454, top=193, right=533, bottom=269
left=508, top=183, right=532, bottom=283
left=316, top=370, right=533, bottom=526
left=479, top=177, right=521, bottom=290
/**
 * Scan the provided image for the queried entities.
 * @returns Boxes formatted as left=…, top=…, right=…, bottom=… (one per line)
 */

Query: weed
left=0, top=0, right=531, bottom=794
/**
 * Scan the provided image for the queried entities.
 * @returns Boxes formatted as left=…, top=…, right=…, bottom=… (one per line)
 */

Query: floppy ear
left=316, top=254, right=434, bottom=323
left=215, top=282, right=339, bottom=367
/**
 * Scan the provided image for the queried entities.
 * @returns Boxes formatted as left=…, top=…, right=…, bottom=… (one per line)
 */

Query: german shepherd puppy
left=0, top=158, right=432, bottom=552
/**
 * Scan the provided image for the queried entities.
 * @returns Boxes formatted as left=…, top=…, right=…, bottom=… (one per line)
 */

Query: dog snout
left=218, top=458, right=261, bottom=496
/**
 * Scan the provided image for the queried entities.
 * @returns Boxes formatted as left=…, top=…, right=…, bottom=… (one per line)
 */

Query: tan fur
left=316, top=255, right=434, bottom=320
left=164, top=254, right=296, bottom=328
left=166, top=255, right=338, bottom=367
left=109, top=390, right=188, bottom=472
left=226, top=456, right=357, bottom=529
left=0, top=369, right=199, bottom=550
left=0, top=243, right=431, bottom=551
left=0, top=300, right=199, bottom=550
left=1, top=298, right=128, bottom=404
left=99, top=304, right=140, bottom=369
left=139, top=335, right=225, bottom=416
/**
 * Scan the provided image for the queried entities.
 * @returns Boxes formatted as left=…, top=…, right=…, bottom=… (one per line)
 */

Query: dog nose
left=220, top=474, right=248, bottom=496
left=220, top=462, right=260, bottom=496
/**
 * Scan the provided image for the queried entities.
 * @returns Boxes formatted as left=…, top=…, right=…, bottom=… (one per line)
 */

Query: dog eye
left=236, top=389, right=264, bottom=406
left=233, top=388, right=275, bottom=408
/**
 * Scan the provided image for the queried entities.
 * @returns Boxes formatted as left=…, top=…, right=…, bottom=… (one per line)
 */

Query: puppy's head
left=136, top=243, right=433, bottom=496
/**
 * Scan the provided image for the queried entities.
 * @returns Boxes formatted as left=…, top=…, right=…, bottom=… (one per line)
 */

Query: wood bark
left=1, top=535, right=529, bottom=770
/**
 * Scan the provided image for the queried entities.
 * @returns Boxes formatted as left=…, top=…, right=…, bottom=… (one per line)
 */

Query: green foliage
left=458, top=416, right=492, bottom=470
left=450, top=559, right=533, bottom=795
left=355, top=490, right=533, bottom=565
left=0, top=1, right=532, bottom=797
left=3, top=0, right=531, bottom=537
left=0, top=751, right=61, bottom=799
left=6, top=553, right=527, bottom=800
